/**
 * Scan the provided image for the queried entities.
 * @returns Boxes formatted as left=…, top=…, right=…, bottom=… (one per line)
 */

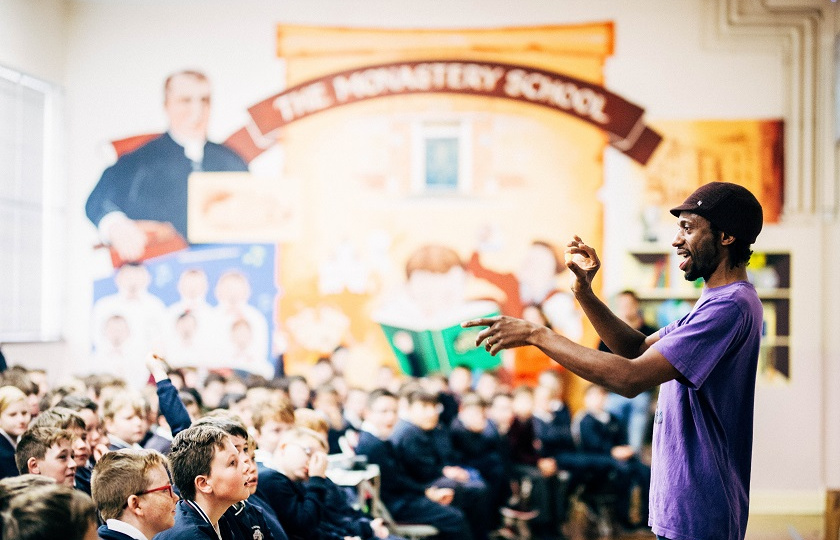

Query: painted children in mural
left=162, top=268, right=219, bottom=369
left=91, top=264, right=166, bottom=386
left=85, top=70, right=248, bottom=263
left=212, top=270, right=270, bottom=376
left=373, top=245, right=499, bottom=376
left=467, top=240, right=582, bottom=385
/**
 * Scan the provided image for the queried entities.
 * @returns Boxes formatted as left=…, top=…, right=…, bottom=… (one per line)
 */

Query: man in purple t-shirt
left=464, top=182, right=764, bottom=540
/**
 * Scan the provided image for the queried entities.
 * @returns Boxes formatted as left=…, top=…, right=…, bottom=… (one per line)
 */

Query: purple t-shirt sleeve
left=653, top=295, right=749, bottom=389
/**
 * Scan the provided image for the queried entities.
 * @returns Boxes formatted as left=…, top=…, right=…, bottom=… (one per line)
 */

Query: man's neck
left=168, top=129, right=207, bottom=147
left=705, top=262, right=749, bottom=289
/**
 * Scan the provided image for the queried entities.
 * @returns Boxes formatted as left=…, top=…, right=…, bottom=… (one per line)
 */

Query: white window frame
left=0, top=64, right=65, bottom=342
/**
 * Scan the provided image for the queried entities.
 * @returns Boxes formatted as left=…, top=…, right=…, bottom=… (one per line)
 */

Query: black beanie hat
left=670, top=182, right=763, bottom=244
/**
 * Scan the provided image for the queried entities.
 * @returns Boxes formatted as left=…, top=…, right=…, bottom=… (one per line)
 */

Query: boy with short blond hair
left=30, top=406, right=93, bottom=493
left=252, top=398, right=295, bottom=467
left=91, top=448, right=178, bottom=539
left=102, top=391, right=148, bottom=450
left=251, top=427, right=341, bottom=540
left=15, top=426, right=77, bottom=487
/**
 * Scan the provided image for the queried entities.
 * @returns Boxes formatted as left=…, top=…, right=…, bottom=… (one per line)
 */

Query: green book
left=375, top=300, right=501, bottom=376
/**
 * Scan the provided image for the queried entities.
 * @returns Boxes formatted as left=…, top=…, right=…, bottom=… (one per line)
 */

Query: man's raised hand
left=565, top=235, right=601, bottom=295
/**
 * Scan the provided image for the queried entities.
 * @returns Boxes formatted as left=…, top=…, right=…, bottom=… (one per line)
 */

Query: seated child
left=15, top=426, right=77, bottom=487
left=251, top=426, right=340, bottom=540
left=390, top=389, right=490, bottom=540
left=0, top=385, right=31, bottom=480
left=356, top=389, right=470, bottom=540
left=91, top=448, right=178, bottom=539
left=507, top=386, right=565, bottom=539
left=102, top=391, right=148, bottom=451
left=193, top=413, right=284, bottom=540
left=251, top=397, right=295, bottom=468
left=253, top=426, right=389, bottom=540
left=30, top=407, right=92, bottom=493
left=448, top=392, right=509, bottom=523
left=156, top=424, right=252, bottom=539
left=576, top=384, right=650, bottom=531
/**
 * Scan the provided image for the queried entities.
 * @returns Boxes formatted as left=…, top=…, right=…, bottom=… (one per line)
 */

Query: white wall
left=0, top=0, right=67, bottom=82
left=1, top=0, right=837, bottom=513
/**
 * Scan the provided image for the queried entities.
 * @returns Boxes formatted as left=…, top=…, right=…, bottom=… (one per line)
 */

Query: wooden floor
left=559, top=513, right=824, bottom=540
left=745, top=514, right=824, bottom=540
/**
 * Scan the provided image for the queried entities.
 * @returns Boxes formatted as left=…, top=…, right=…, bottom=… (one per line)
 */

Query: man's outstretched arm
left=463, top=316, right=678, bottom=397
left=463, top=235, right=681, bottom=396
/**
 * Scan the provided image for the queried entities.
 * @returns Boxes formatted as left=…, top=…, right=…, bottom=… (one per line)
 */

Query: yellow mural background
left=273, top=24, right=615, bottom=396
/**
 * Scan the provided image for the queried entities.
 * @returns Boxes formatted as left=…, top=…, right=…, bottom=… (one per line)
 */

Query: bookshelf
left=624, top=248, right=791, bottom=380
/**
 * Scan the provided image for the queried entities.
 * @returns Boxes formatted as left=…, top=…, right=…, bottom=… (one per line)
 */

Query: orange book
left=108, top=220, right=188, bottom=268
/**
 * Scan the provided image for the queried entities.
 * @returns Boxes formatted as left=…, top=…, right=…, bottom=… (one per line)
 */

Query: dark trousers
left=389, top=495, right=473, bottom=540
left=432, top=476, right=491, bottom=540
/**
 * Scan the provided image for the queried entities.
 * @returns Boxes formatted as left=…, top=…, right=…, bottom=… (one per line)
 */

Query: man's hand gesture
left=565, top=235, right=601, bottom=295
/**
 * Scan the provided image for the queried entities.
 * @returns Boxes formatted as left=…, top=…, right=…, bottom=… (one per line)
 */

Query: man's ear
left=194, top=474, right=212, bottom=496
left=26, top=456, right=39, bottom=475
left=720, top=231, right=736, bottom=246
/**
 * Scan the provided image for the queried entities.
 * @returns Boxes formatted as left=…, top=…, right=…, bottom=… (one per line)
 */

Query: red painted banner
left=225, top=59, right=661, bottom=165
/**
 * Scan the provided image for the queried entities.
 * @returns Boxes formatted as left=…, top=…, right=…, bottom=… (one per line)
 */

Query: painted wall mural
left=86, top=23, right=675, bottom=388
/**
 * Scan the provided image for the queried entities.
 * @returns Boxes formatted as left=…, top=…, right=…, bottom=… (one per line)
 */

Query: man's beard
left=684, top=241, right=720, bottom=282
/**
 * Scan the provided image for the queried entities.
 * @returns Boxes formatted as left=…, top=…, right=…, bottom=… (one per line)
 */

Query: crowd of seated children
left=0, top=349, right=656, bottom=540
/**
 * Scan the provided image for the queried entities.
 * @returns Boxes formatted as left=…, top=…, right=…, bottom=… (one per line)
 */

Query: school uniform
left=355, top=429, right=471, bottom=540
left=390, top=419, right=490, bottom=540
left=243, top=496, right=288, bottom=540
left=225, top=500, right=278, bottom=540
left=75, top=464, right=92, bottom=495
left=98, top=520, right=148, bottom=540
left=449, top=419, right=509, bottom=519
left=0, top=431, right=19, bottom=479
left=251, top=464, right=341, bottom=540
left=155, top=499, right=238, bottom=540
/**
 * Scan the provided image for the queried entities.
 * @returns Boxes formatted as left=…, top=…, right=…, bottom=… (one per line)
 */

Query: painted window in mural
left=412, top=120, right=472, bottom=194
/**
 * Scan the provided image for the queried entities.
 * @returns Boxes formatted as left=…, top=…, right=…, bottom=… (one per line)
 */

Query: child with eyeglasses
left=91, top=448, right=178, bottom=540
